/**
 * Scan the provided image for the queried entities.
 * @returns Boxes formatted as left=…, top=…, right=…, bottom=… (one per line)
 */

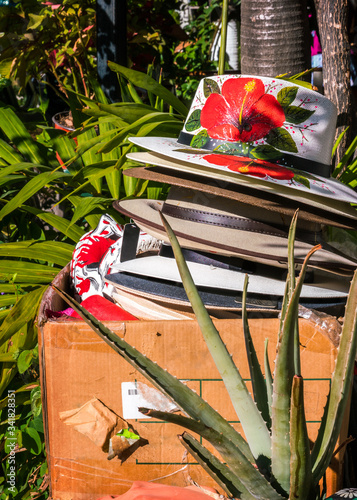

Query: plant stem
left=218, top=0, right=229, bottom=75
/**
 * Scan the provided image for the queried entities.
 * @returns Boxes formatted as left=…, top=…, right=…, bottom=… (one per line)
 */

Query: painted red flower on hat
left=200, top=78, right=285, bottom=143
left=203, top=154, right=295, bottom=180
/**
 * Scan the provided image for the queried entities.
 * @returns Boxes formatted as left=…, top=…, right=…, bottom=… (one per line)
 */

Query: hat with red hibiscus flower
left=127, top=75, right=357, bottom=217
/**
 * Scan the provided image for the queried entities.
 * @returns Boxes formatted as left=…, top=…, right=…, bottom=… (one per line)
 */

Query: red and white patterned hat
left=127, top=75, right=357, bottom=215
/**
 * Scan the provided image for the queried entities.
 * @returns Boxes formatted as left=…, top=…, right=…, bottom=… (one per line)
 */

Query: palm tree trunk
left=240, top=0, right=311, bottom=78
left=315, top=0, right=352, bottom=167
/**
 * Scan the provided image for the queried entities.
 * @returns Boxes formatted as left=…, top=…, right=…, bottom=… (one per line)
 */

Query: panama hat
left=105, top=250, right=349, bottom=312
left=122, top=163, right=357, bottom=230
left=127, top=74, right=357, bottom=216
left=114, top=186, right=357, bottom=275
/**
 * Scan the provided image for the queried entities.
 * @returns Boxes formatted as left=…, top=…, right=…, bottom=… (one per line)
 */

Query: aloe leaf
left=180, top=433, right=256, bottom=500
left=178, top=432, right=283, bottom=500
left=264, top=339, right=273, bottom=418
left=108, top=63, right=189, bottom=117
left=271, top=243, right=321, bottom=495
left=278, top=211, right=298, bottom=342
left=242, top=275, right=271, bottom=428
left=311, top=269, right=357, bottom=483
left=52, top=286, right=255, bottom=464
left=139, top=407, right=255, bottom=499
left=289, top=375, right=313, bottom=500
left=160, top=213, right=271, bottom=463
left=140, top=409, right=284, bottom=499
left=0, top=170, right=68, bottom=221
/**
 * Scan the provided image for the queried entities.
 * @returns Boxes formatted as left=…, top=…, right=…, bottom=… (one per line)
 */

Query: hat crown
left=181, top=75, right=337, bottom=169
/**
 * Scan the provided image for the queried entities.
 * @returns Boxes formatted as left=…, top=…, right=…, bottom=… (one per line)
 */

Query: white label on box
left=121, top=381, right=179, bottom=419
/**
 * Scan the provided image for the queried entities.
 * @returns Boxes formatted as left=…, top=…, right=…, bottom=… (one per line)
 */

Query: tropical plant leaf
left=0, top=138, right=24, bottom=164
left=0, top=260, right=59, bottom=282
left=0, top=286, right=46, bottom=348
left=21, top=206, right=85, bottom=242
left=108, top=63, right=189, bottom=117
left=0, top=107, right=56, bottom=166
left=0, top=163, right=51, bottom=182
left=0, top=241, right=73, bottom=267
left=0, top=170, right=68, bottom=221
left=68, top=196, right=113, bottom=226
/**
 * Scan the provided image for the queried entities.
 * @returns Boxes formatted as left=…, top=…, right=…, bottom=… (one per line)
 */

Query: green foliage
left=0, top=384, right=48, bottom=499
left=54, top=214, right=357, bottom=500
left=0, top=0, right=97, bottom=98
left=172, top=0, right=222, bottom=102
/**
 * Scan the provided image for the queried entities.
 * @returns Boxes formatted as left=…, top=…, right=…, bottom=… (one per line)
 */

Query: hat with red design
left=126, top=75, right=357, bottom=219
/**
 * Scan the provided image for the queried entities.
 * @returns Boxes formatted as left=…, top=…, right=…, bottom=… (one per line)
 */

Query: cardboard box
left=38, top=266, right=349, bottom=500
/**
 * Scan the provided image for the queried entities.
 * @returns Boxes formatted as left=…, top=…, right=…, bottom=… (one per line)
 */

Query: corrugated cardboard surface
left=39, top=307, right=347, bottom=500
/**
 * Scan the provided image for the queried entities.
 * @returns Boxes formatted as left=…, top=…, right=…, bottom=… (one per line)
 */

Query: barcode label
left=121, top=382, right=178, bottom=419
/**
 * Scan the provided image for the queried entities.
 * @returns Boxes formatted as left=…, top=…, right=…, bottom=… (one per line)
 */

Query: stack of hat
left=106, top=75, right=357, bottom=315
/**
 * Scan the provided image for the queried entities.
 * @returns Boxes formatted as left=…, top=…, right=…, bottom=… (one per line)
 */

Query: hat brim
left=127, top=149, right=357, bottom=223
left=128, top=136, right=357, bottom=208
left=105, top=270, right=347, bottom=312
left=109, top=255, right=349, bottom=298
left=113, top=196, right=357, bottom=274
left=123, top=164, right=357, bottom=230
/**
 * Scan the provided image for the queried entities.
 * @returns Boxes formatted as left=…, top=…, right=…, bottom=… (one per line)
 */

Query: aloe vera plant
left=53, top=211, right=357, bottom=500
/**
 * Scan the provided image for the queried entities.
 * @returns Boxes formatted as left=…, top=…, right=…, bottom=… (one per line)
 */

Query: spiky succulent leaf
left=53, top=286, right=254, bottom=463
left=160, top=213, right=271, bottom=463
left=271, top=243, right=321, bottom=495
left=264, top=339, right=273, bottom=422
left=139, top=408, right=253, bottom=499
left=242, top=275, right=271, bottom=428
left=139, top=408, right=284, bottom=500
left=311, top=269, right=357, bottom=483
left=179, top=432, right=256, bottom=500
left=289, top=376, right=313, bottom=500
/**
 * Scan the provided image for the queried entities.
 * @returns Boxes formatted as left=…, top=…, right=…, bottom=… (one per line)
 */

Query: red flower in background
left=203, top=154, right=295, bottom=180
left=200, top=78, right=285, bottom=143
